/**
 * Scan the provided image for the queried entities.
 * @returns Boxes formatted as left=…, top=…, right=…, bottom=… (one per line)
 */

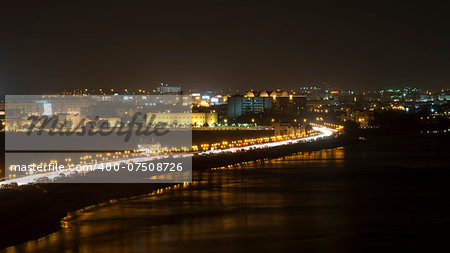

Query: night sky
left=1, top=0, right=449, bottom=94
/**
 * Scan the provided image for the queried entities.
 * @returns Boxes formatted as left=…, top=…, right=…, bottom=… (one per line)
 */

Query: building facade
left=227, top=91, right=306, bottom=119
left=146, top=112, right=218, bottom=127
left=227, top=95, right=272, bottom=119
left=272, top=95, right=306, bottom=116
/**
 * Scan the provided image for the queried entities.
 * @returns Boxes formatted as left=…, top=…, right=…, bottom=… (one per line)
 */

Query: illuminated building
left=227, top=91, right=306, bottom=119
left=227, top=95, right=272, bottom=119
left=156, top=83, right=182, bottom=94
left=273, top=122, right=306, bottom=136
left=339, top=110, right=374, bottom=128
left=272, top=95, right=306, bottom=116
left=146, top=112, right=218, bottom=127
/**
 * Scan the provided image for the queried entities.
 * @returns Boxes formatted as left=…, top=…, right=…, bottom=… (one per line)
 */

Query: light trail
left=0, top=154, right=192, bottom=187
left=198, top=126, right=333, bottom=155
left=0, top=126, right=335, bottom=187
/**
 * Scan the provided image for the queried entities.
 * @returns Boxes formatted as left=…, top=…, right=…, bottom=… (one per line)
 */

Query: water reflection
left=5, top=141, right=450, bottom=252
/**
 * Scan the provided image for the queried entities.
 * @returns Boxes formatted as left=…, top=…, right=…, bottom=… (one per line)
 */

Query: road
left=0, top=126, right=335, bottom=187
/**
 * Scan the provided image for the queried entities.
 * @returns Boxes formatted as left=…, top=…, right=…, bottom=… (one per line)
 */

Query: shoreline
left=0, top=135, right=350, bottom=250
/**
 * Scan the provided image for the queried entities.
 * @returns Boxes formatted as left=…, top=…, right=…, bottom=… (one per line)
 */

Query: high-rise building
left=227, top=94, right=272, bottom=119
left=272, top=95, right=306, bottom=116
left=227, top=91, right=306, bottom=119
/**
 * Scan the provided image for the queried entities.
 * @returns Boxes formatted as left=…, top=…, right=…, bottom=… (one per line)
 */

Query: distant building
left=438, top=89, right=450, bottom=101
left=272, top=95, right=306, bottom=116
left=227, top=95, right=272, bottom=119
left=0, top=102, right=4, bottom=115
left=191, top=92, right=226, bottom=107
left=298, top=84, right=333, bottom=100
left=157, top=83, right=182, bottom=94
left=146, top=111, right=218, bottom=127
left=274, top=122, right=306, bottom=136
left=339, top=109, right=374, bottom=128
left=0, top=102, right=5, bottom=131
left=194, top=105, right=227, bottom=124
left=193, top=111, right=218, bottom=127
left=227, top=91, right=306, bottom=119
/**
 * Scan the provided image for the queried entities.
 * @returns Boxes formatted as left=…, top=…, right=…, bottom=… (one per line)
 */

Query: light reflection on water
left=5, top=141, right=450, bottom=253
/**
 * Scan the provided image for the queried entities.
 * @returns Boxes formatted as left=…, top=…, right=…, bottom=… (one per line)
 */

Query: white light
left=43, top=102, right=52, bottom=116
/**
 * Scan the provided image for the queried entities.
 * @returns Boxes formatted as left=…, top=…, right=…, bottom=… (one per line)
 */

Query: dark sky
left=1, top=0, right=449, bottom=94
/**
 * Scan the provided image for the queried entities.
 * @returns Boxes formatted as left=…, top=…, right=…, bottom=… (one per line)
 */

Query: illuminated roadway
left=0, top=126, right=335, bottom=187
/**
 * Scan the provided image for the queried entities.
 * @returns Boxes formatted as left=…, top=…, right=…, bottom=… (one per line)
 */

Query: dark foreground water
left=4, top=135, right=450, bottom=253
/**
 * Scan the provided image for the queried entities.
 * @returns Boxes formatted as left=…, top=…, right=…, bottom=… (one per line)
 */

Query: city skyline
left=1, top=2, right=450, bottom=252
